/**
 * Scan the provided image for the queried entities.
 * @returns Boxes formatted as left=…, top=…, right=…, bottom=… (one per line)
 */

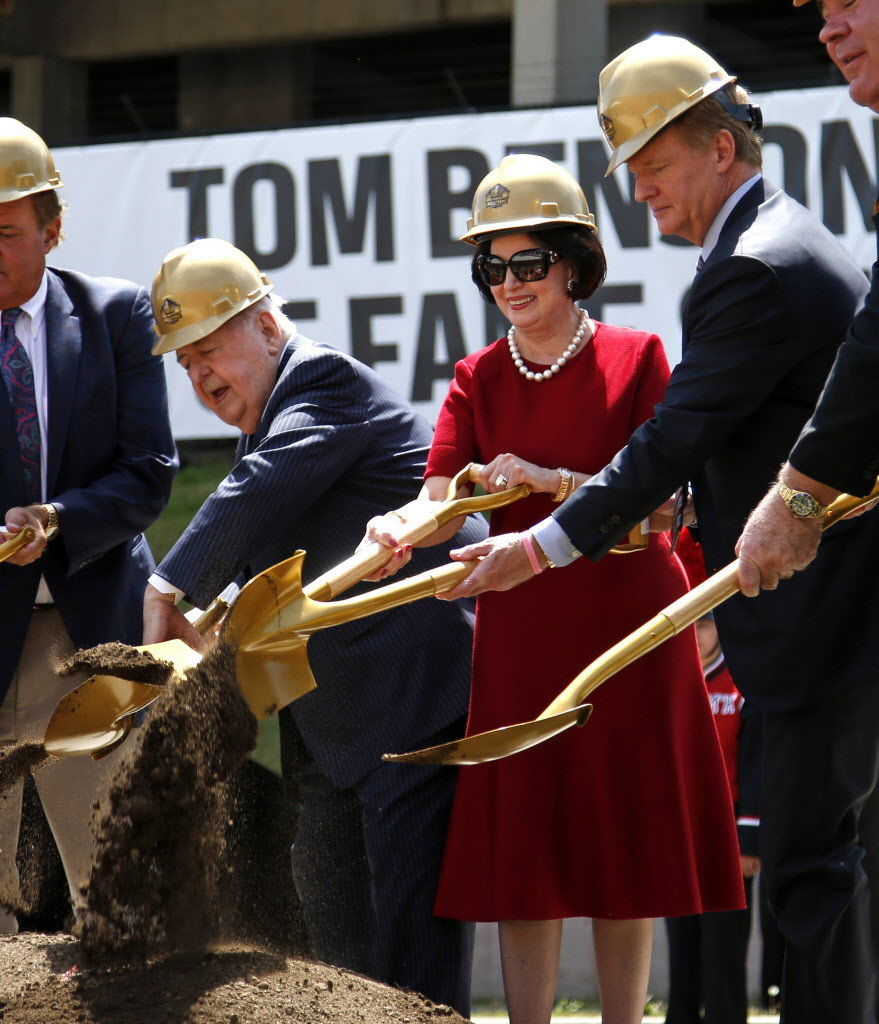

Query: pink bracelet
left=520, top=532, right=544, bottom=575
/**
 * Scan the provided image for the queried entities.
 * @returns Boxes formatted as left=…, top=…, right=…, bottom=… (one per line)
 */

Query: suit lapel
left=682, top=178, right=767, bottom=352
left=44, top=271, right=82, bottom=497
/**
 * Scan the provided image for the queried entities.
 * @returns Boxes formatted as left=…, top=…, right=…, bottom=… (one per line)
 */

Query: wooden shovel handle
left=0, top=527, right=36, bottom=563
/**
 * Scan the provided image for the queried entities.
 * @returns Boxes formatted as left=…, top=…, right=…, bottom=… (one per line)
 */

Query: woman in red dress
left=367, top=154, right=743, bottom=1024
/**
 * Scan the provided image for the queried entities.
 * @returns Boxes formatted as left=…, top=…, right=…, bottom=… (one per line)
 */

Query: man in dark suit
left=440, top=35, right=879, bottom=1023
left=142, top=238, right=481, bottom=1016
left=0, top=118, right=176, bottom=933
left=738, top=0, right=879, bottom=590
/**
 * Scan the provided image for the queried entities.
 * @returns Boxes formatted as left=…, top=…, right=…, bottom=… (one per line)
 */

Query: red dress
left=428, top=324, right=744, bottom=921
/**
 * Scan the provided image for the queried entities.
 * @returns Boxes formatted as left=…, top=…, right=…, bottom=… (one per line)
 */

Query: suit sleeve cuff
left=148, top=573, right=185, bottom=604
left=531, top=516, right=582, bottom=568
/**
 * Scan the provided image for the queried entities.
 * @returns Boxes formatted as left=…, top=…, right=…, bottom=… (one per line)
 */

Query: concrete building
left=1, top=0, right=838, bottom=145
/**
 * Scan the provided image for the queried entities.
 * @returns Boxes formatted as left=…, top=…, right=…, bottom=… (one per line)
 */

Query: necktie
left=696, top=255, right=706, bottom=273
left=0, top=307, right=41, bottom=503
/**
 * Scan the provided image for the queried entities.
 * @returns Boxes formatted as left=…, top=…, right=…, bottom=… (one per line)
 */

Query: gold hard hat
left=151, top=238, right=273, bottom=355
left=459, top=153, right=596, bottom=245
left=0, top=117, right=62, bottom=205
left=599, top=35, right=736, bottom=174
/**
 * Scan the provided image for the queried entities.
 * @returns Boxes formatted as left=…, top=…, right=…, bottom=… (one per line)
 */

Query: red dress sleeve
left=630, top=333, right=671, bottom=429
left=426, top=357, right=478, bottom=480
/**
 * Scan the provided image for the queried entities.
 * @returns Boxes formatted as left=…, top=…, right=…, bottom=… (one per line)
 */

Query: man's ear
left=42, top=217, right=62, bottom=253
left=714, top=130, right=737, bottom=173
left=258, top=309, right=284, bottom=355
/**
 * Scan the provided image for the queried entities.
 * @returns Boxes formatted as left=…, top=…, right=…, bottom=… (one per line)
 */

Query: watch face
left=789, top=492, right=817, bottom=517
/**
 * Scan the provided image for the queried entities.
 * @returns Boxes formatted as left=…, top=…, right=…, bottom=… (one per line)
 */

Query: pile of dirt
left=78, top=641, right=260, bottom=961
left=0, top=933, right=466, bottom=1024
left=0, top=640, right=471, bottom=1023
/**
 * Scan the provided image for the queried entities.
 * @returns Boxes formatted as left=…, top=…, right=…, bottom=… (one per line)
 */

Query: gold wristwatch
left=776, top=482, right=827, bottom=520
left=40, top=503, right=60, bottom=540
left=553, top=467, right=574, bottom=503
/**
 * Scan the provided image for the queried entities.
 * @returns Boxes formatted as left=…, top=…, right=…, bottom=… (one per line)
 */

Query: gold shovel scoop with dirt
left=384, top=482, right=879, bottom=767
left=42, top=463, right=531, bottom=759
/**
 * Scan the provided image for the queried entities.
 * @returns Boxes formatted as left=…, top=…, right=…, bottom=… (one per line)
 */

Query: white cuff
left=147, top=573, right=185, bottom=604
left=531, top=516, right=582, bottom=568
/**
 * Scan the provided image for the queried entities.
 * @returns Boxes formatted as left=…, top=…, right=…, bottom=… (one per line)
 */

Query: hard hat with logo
left=151, top=238, right=274, bottom=355
left=0, top=117, right=63, bottom=205
left=598, top=35, right=761, bottom=174
left=459, top=153, right=596, bottom=245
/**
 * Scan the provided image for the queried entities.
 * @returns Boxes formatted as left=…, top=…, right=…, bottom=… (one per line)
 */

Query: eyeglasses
left=476, top=248, right=561, bottom=287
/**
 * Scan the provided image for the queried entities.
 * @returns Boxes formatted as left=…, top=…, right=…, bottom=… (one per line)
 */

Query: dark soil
left=59, top=642, right=173, bottom=685
left=0, top=933, right=467, bottom=1024
left=78, top=641, right=258, bottom=962
left=1, top=640, right=471, bottom=1022
left=0, top=742, right=50, bottom=796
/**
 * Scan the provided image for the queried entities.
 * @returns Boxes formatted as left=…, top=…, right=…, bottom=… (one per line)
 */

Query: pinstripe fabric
left=157, top=333, right=483, bottom=1011
left=159, top=333, right=484, bottom=783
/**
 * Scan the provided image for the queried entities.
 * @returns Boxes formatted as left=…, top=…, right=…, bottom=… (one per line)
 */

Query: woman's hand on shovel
left=143, top=585, right=209, bottom=652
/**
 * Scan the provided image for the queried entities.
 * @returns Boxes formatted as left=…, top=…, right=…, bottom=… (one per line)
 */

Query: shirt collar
left=17, top=269, right=48, bottom=336
left=701, top=172, right=762, bottom=262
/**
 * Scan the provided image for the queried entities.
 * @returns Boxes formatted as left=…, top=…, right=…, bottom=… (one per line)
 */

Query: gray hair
left=237, top=294, right=294, bottom=340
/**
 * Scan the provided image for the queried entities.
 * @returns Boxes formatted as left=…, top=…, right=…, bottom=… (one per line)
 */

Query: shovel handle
left=0, top=526, right=37, bottom=563
left=307, top=463, right=529, bottom=601
left=542, top=478, right=879, bottom=717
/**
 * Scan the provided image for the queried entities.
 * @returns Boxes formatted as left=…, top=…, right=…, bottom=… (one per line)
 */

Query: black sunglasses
left=476, top=248, right=561, bottom=287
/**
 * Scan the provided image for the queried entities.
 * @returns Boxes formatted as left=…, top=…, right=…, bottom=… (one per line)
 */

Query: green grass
left=145, top=445, right=282, bottom=776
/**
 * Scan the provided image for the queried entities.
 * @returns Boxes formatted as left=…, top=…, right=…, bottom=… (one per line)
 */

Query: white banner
left=51, top=85, right=879, bottom=439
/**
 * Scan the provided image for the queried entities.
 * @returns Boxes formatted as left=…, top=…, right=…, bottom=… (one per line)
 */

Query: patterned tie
left=0, top=307, right=41, bottom=502
left=696, top=255, right=706, bottom=274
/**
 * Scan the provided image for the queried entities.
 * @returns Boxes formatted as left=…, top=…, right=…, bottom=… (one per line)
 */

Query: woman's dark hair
left=470, top=225, right=607, bottom=305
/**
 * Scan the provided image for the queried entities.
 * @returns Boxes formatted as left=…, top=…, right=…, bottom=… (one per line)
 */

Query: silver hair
left=238, top=293, right=294, bottom=340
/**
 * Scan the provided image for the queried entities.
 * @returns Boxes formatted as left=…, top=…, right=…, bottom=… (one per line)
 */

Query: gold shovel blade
left=383, top=704, right=593, bottom=765
left=43, top=639, right=202, bottom=758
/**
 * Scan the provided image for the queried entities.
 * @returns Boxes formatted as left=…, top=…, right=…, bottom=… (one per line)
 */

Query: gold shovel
left=43, top=463, right=529, bottom=759
left=44, top=556, right=479, bottom=758
left=385, top=482, right=879, bottom=766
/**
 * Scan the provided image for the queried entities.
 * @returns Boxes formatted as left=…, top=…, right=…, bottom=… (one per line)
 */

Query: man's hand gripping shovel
left=42, top=464, right=530, bottom=759
left=384, top=481, right=879, bottom=767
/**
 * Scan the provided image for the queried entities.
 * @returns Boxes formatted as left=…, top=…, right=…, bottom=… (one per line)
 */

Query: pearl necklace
left=508, top=309, right=590, bottom=382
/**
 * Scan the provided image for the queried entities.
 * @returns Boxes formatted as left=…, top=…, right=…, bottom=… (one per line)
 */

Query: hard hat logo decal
left=485, top=183, right=511, bottom=209
left=600, top=114, right=616, bottom=145
left=161, top=298, right=183, bottom=326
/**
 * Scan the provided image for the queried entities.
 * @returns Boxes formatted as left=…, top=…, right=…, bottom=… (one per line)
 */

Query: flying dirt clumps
left=59, top=642, right=174, bottom=685
left=0, top=742, right=50, bottom=797
left=77, top=641, right=258, bottom=962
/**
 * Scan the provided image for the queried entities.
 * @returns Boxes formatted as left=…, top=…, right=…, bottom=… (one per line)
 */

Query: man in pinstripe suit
left=142, top=239, right=483, bottom=1016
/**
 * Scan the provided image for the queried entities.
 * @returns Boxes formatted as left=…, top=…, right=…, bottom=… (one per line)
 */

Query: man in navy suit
left=738, top=0, right=879, bottom=588
left=0, top=118, right=176, bottom=933
left=142, top=238, right=481, bottom=1016
left=438, top=36, right=879, bottom=1023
